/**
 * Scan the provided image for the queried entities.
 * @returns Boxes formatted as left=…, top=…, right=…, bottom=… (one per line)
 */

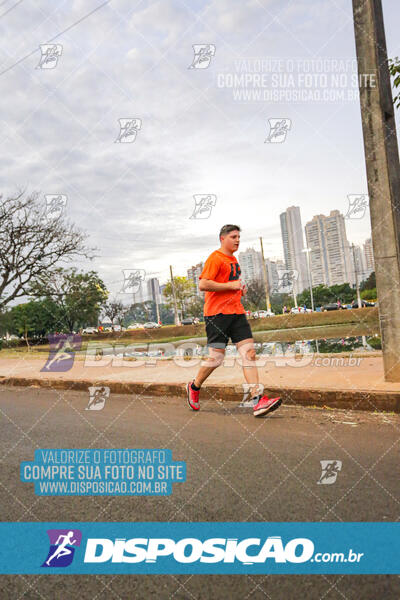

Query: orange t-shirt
left=199, top=250, right=245, bottom=316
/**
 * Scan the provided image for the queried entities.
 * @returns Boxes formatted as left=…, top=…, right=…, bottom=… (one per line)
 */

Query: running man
left=186, top=224, right=282, bottom=417
left=45, top=531, right=77, bottom=566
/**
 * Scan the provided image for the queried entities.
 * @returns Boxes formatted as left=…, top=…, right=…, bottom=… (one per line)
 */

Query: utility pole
left=352, top=0, right=400, bottom=381
left=155, top=292, right=160, bottom=324
left=259, top=237, right=271, bottom=312
left=169, top=265, right=180, bottom=326
left=303, top=248, right=315, bottom=311
left=292, top=288, right=298, bottom=308
left=351, top=244, right=362, bottom=308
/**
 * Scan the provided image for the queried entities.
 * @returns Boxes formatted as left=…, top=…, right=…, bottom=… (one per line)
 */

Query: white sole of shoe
left=253, top=397, right=282, bottom=417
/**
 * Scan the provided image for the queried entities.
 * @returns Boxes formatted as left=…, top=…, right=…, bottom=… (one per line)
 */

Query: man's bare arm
left=199, top=279, right=242, bottom=292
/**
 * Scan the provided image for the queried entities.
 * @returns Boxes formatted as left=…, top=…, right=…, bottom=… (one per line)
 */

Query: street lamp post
left=302, top=248, right=315, bottom=312
left=169, top=265, right=180, bottom=326
left=259, top=237, right=272, bottom=312
left=351, top=243, right=363, bottom=309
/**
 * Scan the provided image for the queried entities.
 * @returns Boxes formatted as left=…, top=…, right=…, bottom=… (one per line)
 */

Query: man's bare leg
left=236, top=337, right=282, bottom=416
left=236, top=338, right=262, bottom=398
left=193, top=347, right=225, bottom=388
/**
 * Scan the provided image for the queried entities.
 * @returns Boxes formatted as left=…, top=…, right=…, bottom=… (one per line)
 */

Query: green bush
left=367, top=336, right=381, bottom=350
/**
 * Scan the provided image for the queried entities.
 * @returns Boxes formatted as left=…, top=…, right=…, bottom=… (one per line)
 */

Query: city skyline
left=1, top=1, right=397, bottom=298
left=130, top=203, right=374, bottom=305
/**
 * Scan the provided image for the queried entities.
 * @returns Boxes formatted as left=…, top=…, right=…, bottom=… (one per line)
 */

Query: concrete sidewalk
left=0, top=353, right=399, bottom=412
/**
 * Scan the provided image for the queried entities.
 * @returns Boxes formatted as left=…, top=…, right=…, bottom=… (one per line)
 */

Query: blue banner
left=20, top=449, right=186, bottom=496
left=0, top=522, right=398, bottom=574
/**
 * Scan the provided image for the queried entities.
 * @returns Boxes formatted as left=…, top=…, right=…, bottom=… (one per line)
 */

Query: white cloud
left=0, top=0, right=397, bottom=295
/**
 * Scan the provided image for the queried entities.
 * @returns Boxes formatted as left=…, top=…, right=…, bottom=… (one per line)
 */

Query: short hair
left=219, top=224, right=241, bottom=239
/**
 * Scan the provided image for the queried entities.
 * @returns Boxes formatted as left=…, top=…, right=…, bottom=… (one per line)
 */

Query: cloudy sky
left=1, top=0, right=399, bottom=296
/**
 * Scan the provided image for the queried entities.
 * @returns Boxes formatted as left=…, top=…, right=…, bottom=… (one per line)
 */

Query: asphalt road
left=1, top=385, right=399, bottom=599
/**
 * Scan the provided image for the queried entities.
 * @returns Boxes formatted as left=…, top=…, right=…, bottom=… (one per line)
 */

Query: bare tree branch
left=0, top=190, right=95, bottom=309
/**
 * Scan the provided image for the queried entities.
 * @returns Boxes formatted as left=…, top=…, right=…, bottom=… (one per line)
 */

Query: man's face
left=221, top=230, right=240, bottom=252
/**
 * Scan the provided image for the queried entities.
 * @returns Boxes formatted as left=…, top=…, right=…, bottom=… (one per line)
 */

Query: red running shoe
left=253, top=395, right=282, bottom=417
left=187, top=381, right=200, bottom=411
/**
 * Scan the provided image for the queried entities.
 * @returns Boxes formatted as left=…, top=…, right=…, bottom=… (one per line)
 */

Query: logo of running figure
left=317, top=460, right=342, bottom=485
left=239, top=383, right=265, bottom=407
left=345, top=194, right=369, bottom=219
left=44, top=194, right=67, bottom=221
left=36, top=44, right=63, bottom=69
left=188, top=44, right=216, bottom=69
left=265, top=119, right=291, bottom=143
left=86, top=386, right=110, bottom=411
left=121, top=269, right=146, bottom=294
left=190, top=194, right=217, bottom=219
left=115, top=118, right=142, bottom=143
left=41, top=334, right=81, bottom=373
left=42, top=529, right=82, bottom=567
left=276, top=270, right=298, bottom=294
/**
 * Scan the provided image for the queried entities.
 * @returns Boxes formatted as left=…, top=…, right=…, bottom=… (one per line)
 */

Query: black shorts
left=204, top=313, right=253, bottom=348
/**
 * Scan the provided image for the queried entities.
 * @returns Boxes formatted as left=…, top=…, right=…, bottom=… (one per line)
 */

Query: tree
left=242, top=279, right=265, bottom=311
left=328, top=283, right=355, bottom=304
left=0, top=309, right=15, bottom=337
left=297, top=283, right=357, bottom=307
left=159, top=303, right=174, bottom=325
left=0, top=191, right=93, bottom=309
left=270, top=292, right=294, bottom=314
left=31, top=268, right=108, bottom=332
left=360, top=271, right=376, bottom=291
left=185, top=294, right=204, bottom=318
left=10, top=303, right=34, bottom=347
left=124, top=301, right=158, bottom=324
left=389, top=57, right=400, bottom=109
left=142, top=300, right=156, bottom=322
left=102, top=299, right=126, bottom=330
left=361, top=287, right=376, bottom=301
left=10, top=299, right=62, bottom=347
left=163, top=277, right=196, bottom=318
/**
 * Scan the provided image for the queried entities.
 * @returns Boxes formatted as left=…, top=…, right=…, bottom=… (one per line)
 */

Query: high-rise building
left=187, top=262, right=204, bottom=296
left=363, top=237, right=375, bottom=276
left=352, top=245, right=368, bottom=285
left=147, top=277, right=161, bottom=305
left=265, top=258, right=286, bottom=294
left=280, top=206, right=308, bottom=294
left=238, top=248, right=263, bottom=283
left=305, top=210, right=353, bottom=286
left=160, top=283, right=167, bottom=303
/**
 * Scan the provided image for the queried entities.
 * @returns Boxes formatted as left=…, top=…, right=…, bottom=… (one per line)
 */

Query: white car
left=82, top=327, right=98, bottom=334
left=253, top=310, right=275, bottom=318
left=127, top=323, right=144, bottom=330
left=290, top=307, right=312, bottom=314
left=143, top=322, right=161, bottom=329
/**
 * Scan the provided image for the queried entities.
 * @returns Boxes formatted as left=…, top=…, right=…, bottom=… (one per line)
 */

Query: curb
left=0, top=376, right=399, bottom=413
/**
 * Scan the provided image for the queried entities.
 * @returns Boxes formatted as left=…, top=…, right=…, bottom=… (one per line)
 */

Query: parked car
left=322, top=303, right=347, bottom=311
left=351, top=300, right=375, bottom=308
left=127, top=323, right=144, bottom=330
left=143, top=322, right=161, bottom=329
left=181, top=317, right=195, bottom=325
left=82, top=327, right=98, bottom=334
left=253, top=310, right=275, bottom=318
left=290, top=307, right=312, bottom=314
